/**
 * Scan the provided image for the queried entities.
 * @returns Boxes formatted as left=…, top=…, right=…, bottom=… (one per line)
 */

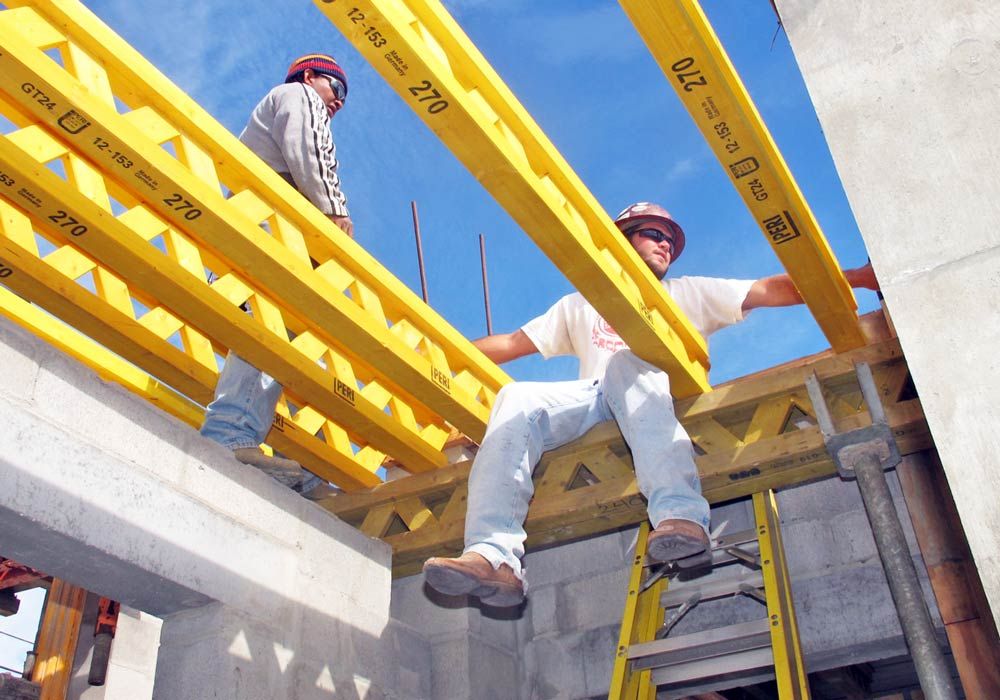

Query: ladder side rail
left=753, top=490, right=811, bottom=699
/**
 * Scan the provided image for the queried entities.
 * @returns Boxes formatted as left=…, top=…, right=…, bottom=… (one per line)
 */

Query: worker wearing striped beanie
left=284, top=53, right=348, bottom=101
left=200, top=52, right=355, bottom=499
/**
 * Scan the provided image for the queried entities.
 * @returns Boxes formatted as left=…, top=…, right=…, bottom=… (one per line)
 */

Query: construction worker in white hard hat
left=423, top=202, right=878, bottom=607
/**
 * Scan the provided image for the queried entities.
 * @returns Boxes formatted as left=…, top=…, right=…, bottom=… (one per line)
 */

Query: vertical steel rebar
left=478, top=233, right=493, bottom=336
left=410, top=201, right=429, bottom=303
left=852, top=451, right=958, bottom=700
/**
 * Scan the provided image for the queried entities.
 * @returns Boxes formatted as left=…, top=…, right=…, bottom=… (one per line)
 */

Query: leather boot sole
left=423, top=561, right=525, bottom=607
left=648, top=532, right=711, bottom=569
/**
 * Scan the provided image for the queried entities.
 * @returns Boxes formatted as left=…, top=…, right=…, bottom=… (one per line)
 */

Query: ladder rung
left=661, top=570, right=764, bottom=608
left=629, top=617, right=771, bottom=670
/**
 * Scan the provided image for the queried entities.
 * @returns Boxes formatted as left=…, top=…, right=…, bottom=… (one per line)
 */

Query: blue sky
left=80, top=0, right=877, bottom=386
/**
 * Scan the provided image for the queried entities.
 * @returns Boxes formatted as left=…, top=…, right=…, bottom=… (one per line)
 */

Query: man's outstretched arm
left=473, top=329, right=539, bottom=364
left=742, top=262, right=879, bottom=312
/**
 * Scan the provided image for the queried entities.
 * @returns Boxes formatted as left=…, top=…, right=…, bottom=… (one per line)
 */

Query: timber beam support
left=325, top=337, right=929, bottom=577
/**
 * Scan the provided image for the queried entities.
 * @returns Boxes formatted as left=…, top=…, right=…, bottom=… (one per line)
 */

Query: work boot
left=233, top=447, right=304, bottom=490
left=296, top=474, right=339, bottom=502
left=423, top=552, right=525, bottom=607
left=647, top=519, right=711, bottom=569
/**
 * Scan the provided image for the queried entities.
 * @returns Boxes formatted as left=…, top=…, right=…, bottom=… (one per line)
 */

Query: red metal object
left=94, top=598, right=120, bottom=637
left=0, top=558, right=45, bottom=591
left=89, top=597, right=120, bottom=686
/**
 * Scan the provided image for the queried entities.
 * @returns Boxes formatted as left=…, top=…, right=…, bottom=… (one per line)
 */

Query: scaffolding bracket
left=805, top=363, right=901, bottom=479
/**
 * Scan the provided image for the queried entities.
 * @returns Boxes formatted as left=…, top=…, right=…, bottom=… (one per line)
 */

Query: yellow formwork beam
left=0, top=129, right=413, bottom=486
left=0, top=2, right=507, bottom=450
left=0, top=286, right=204, bottom=432
left=619, top=0, right=865, bottom=352
left=313, top=0, right=713, bottom=397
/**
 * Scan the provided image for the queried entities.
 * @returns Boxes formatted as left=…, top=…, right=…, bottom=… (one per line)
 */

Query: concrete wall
left=0, top=317, right=429, bottom=699
left=775, top=0, right=1000, bottom=626
left=392, top=478, right=942, bottom=699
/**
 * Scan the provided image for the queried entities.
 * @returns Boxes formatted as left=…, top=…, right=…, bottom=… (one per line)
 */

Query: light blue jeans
left=200, top=352, right=283, bottom=449
left=201, top=353, right=324, bottom=491
left=464, top=350, right=708, bottom=583
left=201, top=352, right=281, bottom=450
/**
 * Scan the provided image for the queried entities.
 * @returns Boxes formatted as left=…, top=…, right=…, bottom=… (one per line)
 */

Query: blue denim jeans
left=200, top=352, right=282, bottom=449
left=464, top=350, right=708, bottom=583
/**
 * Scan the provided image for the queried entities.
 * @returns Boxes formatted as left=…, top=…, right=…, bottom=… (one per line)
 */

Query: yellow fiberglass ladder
left=609, top=490, right=810, bottom=700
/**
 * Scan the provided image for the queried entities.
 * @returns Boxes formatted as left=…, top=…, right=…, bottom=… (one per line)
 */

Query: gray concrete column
left=775, top=0, right=1000, bottom=627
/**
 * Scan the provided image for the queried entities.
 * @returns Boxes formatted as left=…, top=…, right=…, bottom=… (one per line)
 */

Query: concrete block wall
left=393, top=476, right=942, bottom=699
left=0, top=316, right=430, bottom=699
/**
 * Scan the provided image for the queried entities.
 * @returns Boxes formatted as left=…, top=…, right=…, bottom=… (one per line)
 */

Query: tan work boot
left=423, top=552, right=525, bottom=607
left=233, top=447, right=304, bottom=490
left=647, top=519, right=711, bottom=569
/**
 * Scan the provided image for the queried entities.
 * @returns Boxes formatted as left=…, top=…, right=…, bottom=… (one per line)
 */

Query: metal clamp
left=805, top=362, right=902, bottom=479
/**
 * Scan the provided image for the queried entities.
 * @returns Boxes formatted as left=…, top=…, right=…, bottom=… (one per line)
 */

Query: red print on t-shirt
left=591, top=318, right=627, bottom=353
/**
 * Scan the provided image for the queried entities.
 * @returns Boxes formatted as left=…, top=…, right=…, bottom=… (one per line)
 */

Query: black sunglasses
left=322, top=73, right=347, bottom=101
left=628, top=227, right=674, bottom=251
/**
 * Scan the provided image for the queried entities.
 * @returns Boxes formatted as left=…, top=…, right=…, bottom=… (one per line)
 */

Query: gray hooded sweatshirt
left=239, top=82, right=349, bottom=217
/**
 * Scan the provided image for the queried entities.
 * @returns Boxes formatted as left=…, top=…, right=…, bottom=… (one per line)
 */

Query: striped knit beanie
left=284, top=54, right=348, bottom=97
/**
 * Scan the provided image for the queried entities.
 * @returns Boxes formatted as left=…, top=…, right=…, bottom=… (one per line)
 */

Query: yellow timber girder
left=620, top=0, right=864, bottom=351
left=0, top=1, right=511, bottom=489
left=313, top=0, right=714, bottom=397
left=329, top=328, right=929, bottom=577
left=315, top=0, right=866, bottom=376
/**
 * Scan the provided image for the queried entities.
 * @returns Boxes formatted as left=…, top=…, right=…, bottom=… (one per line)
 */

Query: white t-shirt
left=522, top=276, right=755, bottom=380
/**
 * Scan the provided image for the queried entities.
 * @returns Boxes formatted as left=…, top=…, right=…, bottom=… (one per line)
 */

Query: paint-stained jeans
left=200, top=352, right=282, bottom=449
left=464, top=350, right=708, bottom=584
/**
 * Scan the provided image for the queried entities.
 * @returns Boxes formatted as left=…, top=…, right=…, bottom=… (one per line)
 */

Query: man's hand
left=845, top=261, right=879, bottom=291
left=329, top=214, right=354, bottom=238
left=743, top=261, right=880, bottom=312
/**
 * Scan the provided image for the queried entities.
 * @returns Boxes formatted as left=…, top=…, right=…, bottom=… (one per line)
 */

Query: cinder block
left=522, top=634, right=586, bottom=700
left=528, top=584, right=561, bottom=638
left=468, top=635, right=520, bottom=700
left=777, top=475, right=862, bottom=523
left=560, top=567, right=629, bottom=632
left=579, top=625, right=619, bottom=698
left=390, top=574, right=480, bottom=638
left=710, top=498, right=755, bottom=534
left=107, top=608, right=162, bottom=675
left=525, top=529, right=629, bottom=588
left=384, top=620, right=432, bottom=699
left=430, top=637, right=470, bottom=700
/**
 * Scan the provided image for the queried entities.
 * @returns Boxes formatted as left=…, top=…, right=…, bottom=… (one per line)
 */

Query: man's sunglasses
left=322, top=74, right=347, bottom=102
left=628, top=227, right=674, bottom=252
